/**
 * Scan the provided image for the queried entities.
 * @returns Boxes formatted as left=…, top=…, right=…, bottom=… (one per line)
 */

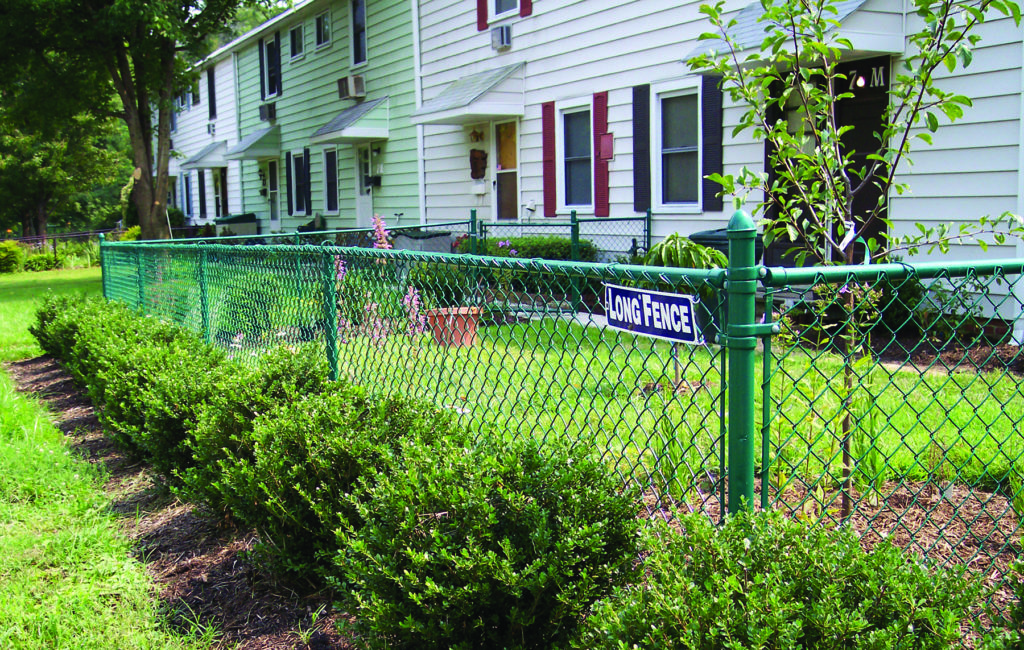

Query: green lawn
left=0, top=268, right=203, bottom=649
left=0, top=268, right=102, bottom=362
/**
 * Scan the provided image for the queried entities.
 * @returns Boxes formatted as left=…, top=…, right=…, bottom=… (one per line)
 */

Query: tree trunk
left=34, top=198, right=48, bottom=243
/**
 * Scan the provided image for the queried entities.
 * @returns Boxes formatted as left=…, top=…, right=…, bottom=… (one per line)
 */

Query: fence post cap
left=727, top=209, right=755, bottom=235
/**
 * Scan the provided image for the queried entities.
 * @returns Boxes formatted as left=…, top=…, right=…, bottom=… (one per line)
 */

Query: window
left=562, top=109, right=592, bottom=207
left=267, top=160, right=280, bottom=224
left=659, top=93, right=699, bottom=204
left=260, top=33, right=282, bottom=98
left=170, top=107, right=178, bottom=133
left=290, top=25, right=304, bottom=58
left=207, top=68, right=217, bottom=120
left=292, top=152, right=308, bottom=214
left=494, top=0, right=518, bottom=17
left=181, top=173, right=193, bottom=217
left=323, top=149, right=338, bottom=213
left=191, top=85, right=200, bottom=106
left=315, top=12, right=331, bottom=47
left=351, top=0, right=366, bottom=66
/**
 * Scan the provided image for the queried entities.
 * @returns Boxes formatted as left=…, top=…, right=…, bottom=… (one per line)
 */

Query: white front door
left=355, top=145, right=373, bottom=228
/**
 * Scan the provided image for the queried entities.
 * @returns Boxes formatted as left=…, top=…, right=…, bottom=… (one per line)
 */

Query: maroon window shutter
left=477, top=0, right=488, bottom=31
left=593, top=91, right=610, bottom=217
left=542, top=101, right=556, bottom=217
left=520, top=0, right=532, bottom=17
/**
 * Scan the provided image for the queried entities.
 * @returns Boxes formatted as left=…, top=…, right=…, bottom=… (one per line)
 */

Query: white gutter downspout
left=411, top=0, right=426, bottom=225
left=234, top=51, right=245, bottom=215
left=1014, top=18, right=1024, bottom=344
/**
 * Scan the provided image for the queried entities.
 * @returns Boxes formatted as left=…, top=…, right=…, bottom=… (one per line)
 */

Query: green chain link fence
left=479, top=210, right=651, bottom=262
left=99, top=210, right=1024, bottom=620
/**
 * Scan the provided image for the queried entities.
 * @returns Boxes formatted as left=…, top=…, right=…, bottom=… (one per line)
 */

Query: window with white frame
left=181, top=173, right=193, bottom=217
left=267, top=160, right=280, bottom=224
left=315, top=12, right=331, bottom=47
left=323, top=149, right=339, bottom=213
left=656, top=89, right=700, bottom=206
left=290, top=25, right=304, bottom=58
left=493, top=0, right=518, bottom=17
left=261, top=34, right=282, bottom=98
left=292, top=152, right=308, bottom=215
left=351, top=0, right=366, bottom=66
left=560, top=106, right=592, bottom=209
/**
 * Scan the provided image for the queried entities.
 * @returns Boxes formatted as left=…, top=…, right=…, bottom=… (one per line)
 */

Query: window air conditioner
left=258, top=103, right=276, bottom=122
left=491, top=25, right=512, bottom=51
left=338, top=75, right=366, bottom=100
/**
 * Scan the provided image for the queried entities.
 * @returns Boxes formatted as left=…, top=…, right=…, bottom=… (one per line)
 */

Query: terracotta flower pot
left=425, top=306, right=483, bottom=347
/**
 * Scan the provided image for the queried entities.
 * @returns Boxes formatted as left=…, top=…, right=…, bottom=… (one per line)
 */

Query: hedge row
left=33, top=296, right=1011, bottom=648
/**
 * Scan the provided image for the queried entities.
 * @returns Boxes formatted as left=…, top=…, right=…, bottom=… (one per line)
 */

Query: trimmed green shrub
left=24, top=251, right=61, bottom=272
left=981, top=562, right=1024, bottom=649
left=116, top=225, right=141, bottom=241
left=0, top=240, right=26, bottom=273
left=458, top=234, right=598, bottom=262
left=408, top=262, right=469, bottom=308
left=178, top=346, right=330, bottom=517
left=234, top=384, right=469, bottom=580
left=334, top=438, right=641, bottom=649
left=574, top=510, right=982, bottom=649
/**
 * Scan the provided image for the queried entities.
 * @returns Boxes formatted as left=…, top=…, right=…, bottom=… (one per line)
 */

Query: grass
left=0, top=268, right=204, bottom=649
left=0, top=268, right=102, bottom=362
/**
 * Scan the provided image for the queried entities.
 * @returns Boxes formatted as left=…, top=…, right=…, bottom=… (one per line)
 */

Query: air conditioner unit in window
left=206, top=122, right=216, bottom=135
left=338, top=75, right=366, bottom=100
left=258, top=102, right=276, bottom=122
left=491, top=25, right=512, bottom=51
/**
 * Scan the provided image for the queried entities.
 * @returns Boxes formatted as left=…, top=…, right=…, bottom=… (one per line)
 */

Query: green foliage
left=459, top=234, right=598, bottom=261
left=575, top=510, right=982, bottom=649
left=117, top=225, right=141, bottom=242
left=178, top=347, right=330, bottom=517
left=24, top=251, right=61, bottom=272
left=334, top=438, right=641, bottom=649
left=0, top=240, right=25, bottom=273
left=236, top=384, right=469, bottom=581
left=643, top=233, right=727, bottom=269
left=408, top=262, right=469, bottom=309
left=982, top=563, right=1024, bottom=648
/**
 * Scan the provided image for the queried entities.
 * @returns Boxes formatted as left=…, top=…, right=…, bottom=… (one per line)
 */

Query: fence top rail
left=117, top=220, right=472, bottom=246
left=762, top=257, right=1024, bottom=287
left=102, top=239, right=725, bottom=285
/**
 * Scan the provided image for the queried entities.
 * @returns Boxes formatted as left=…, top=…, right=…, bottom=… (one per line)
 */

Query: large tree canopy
left=0, top=0, right=258, bottom=239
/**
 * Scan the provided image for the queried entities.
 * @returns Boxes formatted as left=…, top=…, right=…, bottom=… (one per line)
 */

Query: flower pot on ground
left=425, top=306, right=482, bottom=347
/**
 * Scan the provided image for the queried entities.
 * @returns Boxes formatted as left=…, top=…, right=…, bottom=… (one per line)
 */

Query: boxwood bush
left=333, top=437, right=641, bottom=649
left=0, top=240, right=26, bottom=273
left=231, top=383, right=469, bottom=580
left=178, top=346, right=330, bottom=517
left=573, top=510, right=982, bottom=649
left=458, top=234, right=598, bottom=262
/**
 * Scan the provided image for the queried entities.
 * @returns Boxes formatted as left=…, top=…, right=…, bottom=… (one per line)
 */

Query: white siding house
left=412, top=0, right=1024, bottom=266
left=167, top=51, right=242, bottom=227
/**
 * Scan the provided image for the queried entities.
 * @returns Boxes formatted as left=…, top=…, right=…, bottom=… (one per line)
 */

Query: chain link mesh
left=101, top=237, right=727, bottom=521
left=761, top=262, right=1024, bottom=619
left=479, top=215, right=650, bottom=262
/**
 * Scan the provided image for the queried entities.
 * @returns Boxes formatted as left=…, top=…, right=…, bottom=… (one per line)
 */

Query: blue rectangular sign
left=603, top=283, right=705, bottom=345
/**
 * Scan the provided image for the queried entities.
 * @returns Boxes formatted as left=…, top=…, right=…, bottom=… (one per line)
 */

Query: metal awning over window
left=310, top=96, right=389, bottom=145
left=180, top=141, right=227, bottom=169
left=411, top=63, right=525, bottom=126
left=685, top=0, right=903, bottom=64
left=225, top=126, right=280, bottom=160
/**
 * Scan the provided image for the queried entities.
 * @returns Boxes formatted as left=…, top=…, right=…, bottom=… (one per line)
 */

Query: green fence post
left=322, top=249, right=339, bottom=381
left=469, top=209, right=478, bottom=255
left=198, top=247, right=211, bottom=343
left=98, top=234, right=108, bottom=300
left=570, top=210, right=582, bottom=311
left=645, top=209, right=653, bottom=253
left=725, top=209, right=758, bottom=514
left=135, top=248, right=145, bottom=310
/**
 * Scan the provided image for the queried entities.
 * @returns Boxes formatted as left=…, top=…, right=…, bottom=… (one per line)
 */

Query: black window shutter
left=701, top=75, right=724, bottom=212
left=632, top=84, right=651, bottom=213
left=285, top=153, right=293, bottom=215
left=303, top=147, right=311, bottom=214
left=274, top=31, right=283, bottom=95
left=198, top=170, right=207, bottom=219
left=258, top=40, right=266, bottom=101
left=207, top=69, right=217, bottom=120
left=219, top=167, right=229, bottom=215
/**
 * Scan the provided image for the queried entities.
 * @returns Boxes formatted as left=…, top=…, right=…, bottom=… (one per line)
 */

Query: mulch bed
left=874, top=337, right=1024, bottom=376
left=5, top=355, right=354, bottom=650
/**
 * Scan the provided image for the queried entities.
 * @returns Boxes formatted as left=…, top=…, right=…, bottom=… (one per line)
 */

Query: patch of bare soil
left=875, top=338, right=1024, bottom=376
left=5, top=356, right=353, bottom=650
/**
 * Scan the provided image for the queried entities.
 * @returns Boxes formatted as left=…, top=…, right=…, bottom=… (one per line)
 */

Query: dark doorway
left=763, top=56, right=890, bottom=266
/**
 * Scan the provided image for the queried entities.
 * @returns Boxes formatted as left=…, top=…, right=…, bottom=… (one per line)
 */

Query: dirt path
left=5, top=355, right=353, bottom=650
